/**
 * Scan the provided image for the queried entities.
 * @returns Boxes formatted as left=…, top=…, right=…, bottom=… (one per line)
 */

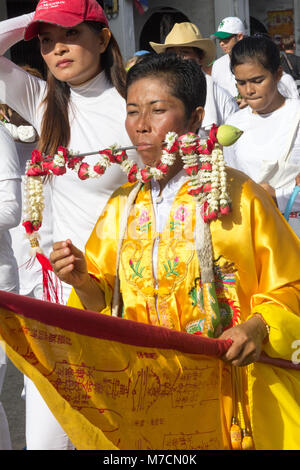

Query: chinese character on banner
left=133, top=0, right=148, bottom=14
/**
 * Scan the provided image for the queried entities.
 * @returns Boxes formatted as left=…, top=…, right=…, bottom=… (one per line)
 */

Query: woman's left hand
left=218, top=316, right=267, bottom=367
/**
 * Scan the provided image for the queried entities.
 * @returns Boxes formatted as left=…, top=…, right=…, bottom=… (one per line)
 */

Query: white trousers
left=24, top=284, right=74, bottom=450
left=0, top=353, right=12, bottom=450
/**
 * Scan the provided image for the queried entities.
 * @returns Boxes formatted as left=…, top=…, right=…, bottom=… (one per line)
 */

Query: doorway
left=139, top=7, right=189, bottom=51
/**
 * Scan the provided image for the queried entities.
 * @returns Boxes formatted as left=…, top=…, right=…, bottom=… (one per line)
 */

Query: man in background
left=211, top=17, right=299, bottom=102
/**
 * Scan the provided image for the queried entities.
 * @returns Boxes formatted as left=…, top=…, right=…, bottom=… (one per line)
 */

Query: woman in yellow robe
left=50, top=54, right=300, bottom=450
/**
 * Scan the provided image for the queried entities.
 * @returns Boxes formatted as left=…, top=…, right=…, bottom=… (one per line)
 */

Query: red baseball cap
left=24, top=0, right=109, bottom=41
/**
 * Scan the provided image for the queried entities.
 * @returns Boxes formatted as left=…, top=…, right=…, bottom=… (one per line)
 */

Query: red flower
left=163, top=139, right=179, bottom=154
left=220, top=205, right=231, bottom=215
left=203, top=183, right=212, bottom=192
left=78, top=162, right=90, bottom=180
left=99, top=149, right=115, bottom=163
left=43, top=161, right=66, bottom=176
left=207, top=209, right=218, bottom=220
left=200, top=162, right=212, bottom=171
left=93, top=164, right=105, bottom=175
left=31, top=220, right=41, bottom=231
left=140, top=168, right=152, bottom=183
left=201, top=139, right=214, bottom=154
left=188, top=186, right=203, bottom=196
left=114, top=151, right=127, bottom=164
left=209, top=124, right=218, bottom=144
left=52, top=165, right=66, bottom=176
left=31, top=149, right=43, bottom=164
left=22, top=220, right=41, bottom=234
left=26, top=165, right=48, bottom=177
left=128, top=163, right=138, bottom=183
left=22, top=221, right=34, bottom=235
left=156, top=163, right=168, bottom=174
left=68, top=157, right=84, bottom=169
left=56, top=146, right=69, bottom=162
left=185, top=165, right=199, bottom=176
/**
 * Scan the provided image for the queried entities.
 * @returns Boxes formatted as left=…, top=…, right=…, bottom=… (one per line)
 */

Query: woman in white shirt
left=223, top=35, right=300, bottom=227
left=0, top=125, right=22, bottom=450
left=0, top=0, right=135, bottom=450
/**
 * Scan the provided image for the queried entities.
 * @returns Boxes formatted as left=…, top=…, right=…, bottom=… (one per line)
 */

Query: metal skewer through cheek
left=72, top=145, right=138, bottom=159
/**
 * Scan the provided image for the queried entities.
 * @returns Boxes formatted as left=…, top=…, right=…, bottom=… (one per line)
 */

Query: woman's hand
left=218, top=316, right=267, bottom=367
left=50, top=239, right=89, bottom=288
left=296, top=173, right=300, bottom=186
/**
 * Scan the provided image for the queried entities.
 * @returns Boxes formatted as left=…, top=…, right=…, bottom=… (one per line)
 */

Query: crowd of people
left=0, top=0, right=299, bottom=451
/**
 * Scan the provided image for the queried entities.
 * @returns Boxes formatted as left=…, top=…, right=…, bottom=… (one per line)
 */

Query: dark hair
left=230, top=35, right=281, bottom=74
left=126, top=53, right=206, bottom=119
left=39, top=22, right=126, bottom=155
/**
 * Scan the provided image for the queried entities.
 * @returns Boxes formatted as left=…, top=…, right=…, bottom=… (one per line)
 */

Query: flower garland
left=22, top=125, right=232, bottom=246
left=179, top=124, right=231, bottom=222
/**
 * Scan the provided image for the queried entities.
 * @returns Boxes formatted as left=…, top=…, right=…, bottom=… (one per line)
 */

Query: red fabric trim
left=0, top=290, right=230, bottom=357
left=259, top=352, right=300, bottom=371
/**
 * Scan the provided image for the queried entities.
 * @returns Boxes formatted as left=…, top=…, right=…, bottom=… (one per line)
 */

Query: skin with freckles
left=38, top=22, right=111, bottom=86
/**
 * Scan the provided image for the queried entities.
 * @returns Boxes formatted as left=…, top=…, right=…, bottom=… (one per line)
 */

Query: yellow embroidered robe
left=69, top=168, right=300, bottom=450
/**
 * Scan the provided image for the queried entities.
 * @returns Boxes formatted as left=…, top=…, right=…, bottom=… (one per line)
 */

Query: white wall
left=107, top=0, right=136, bottom=61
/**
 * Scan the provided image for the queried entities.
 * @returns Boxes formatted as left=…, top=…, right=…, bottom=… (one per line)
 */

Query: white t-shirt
left=212, top=54, right=238, bottom=98
left=212, top=53, right=300, bottom=99
left=223, top=99, right=300, bottom=213
left=0, top=13, right=136, bottom=302
left=200, top=73, right=238, bottom=137
left=0, top=125, right=21, bottom=292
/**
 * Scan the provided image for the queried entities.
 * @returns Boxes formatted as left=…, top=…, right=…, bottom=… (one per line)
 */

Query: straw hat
left=149, top=22, right=216, bottom=65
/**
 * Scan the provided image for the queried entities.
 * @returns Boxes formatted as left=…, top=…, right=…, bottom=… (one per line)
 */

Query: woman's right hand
left=50, top=239, right=89, bottom=288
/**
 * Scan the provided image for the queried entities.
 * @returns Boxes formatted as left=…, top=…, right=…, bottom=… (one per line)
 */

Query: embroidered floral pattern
left=137, top=208, right=152, bottom=233
left=163, top=257, right=179, bottom=278
left=129, top=259, right=145, bottom=279
left=170, top=204, right=189, bottom=231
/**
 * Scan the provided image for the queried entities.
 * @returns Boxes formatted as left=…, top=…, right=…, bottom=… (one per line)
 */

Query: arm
left=50, top=240, right=106, bottom=312
left=260, top=122, right=300, bottom=211
left=220, top=180, right=300, bottom=366
left=278, top=73, right=300, bottom=99
left=0, top=179, right=21, bottom=232
left=0, top=12, right=34, bottom=55
left=0, top=126, right=21, bottom=232
left=0, top=13, right=45, bottom=128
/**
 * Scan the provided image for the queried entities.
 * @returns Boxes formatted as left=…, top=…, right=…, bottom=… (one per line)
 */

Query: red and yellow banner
left=0, top=290, right=232, bottom=450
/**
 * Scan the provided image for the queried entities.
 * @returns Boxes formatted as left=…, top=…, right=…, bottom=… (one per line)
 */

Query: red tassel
left=36, top=252, right=63, bottom=304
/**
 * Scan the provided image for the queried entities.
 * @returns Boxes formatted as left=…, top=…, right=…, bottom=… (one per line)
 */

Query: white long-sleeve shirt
left=0, top=13, right=136, bottom=302
left=0, top=125, right=21, bottom=292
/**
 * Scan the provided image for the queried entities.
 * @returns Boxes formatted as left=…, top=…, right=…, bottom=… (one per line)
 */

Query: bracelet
left=253, top=313, right=270, bottom=339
